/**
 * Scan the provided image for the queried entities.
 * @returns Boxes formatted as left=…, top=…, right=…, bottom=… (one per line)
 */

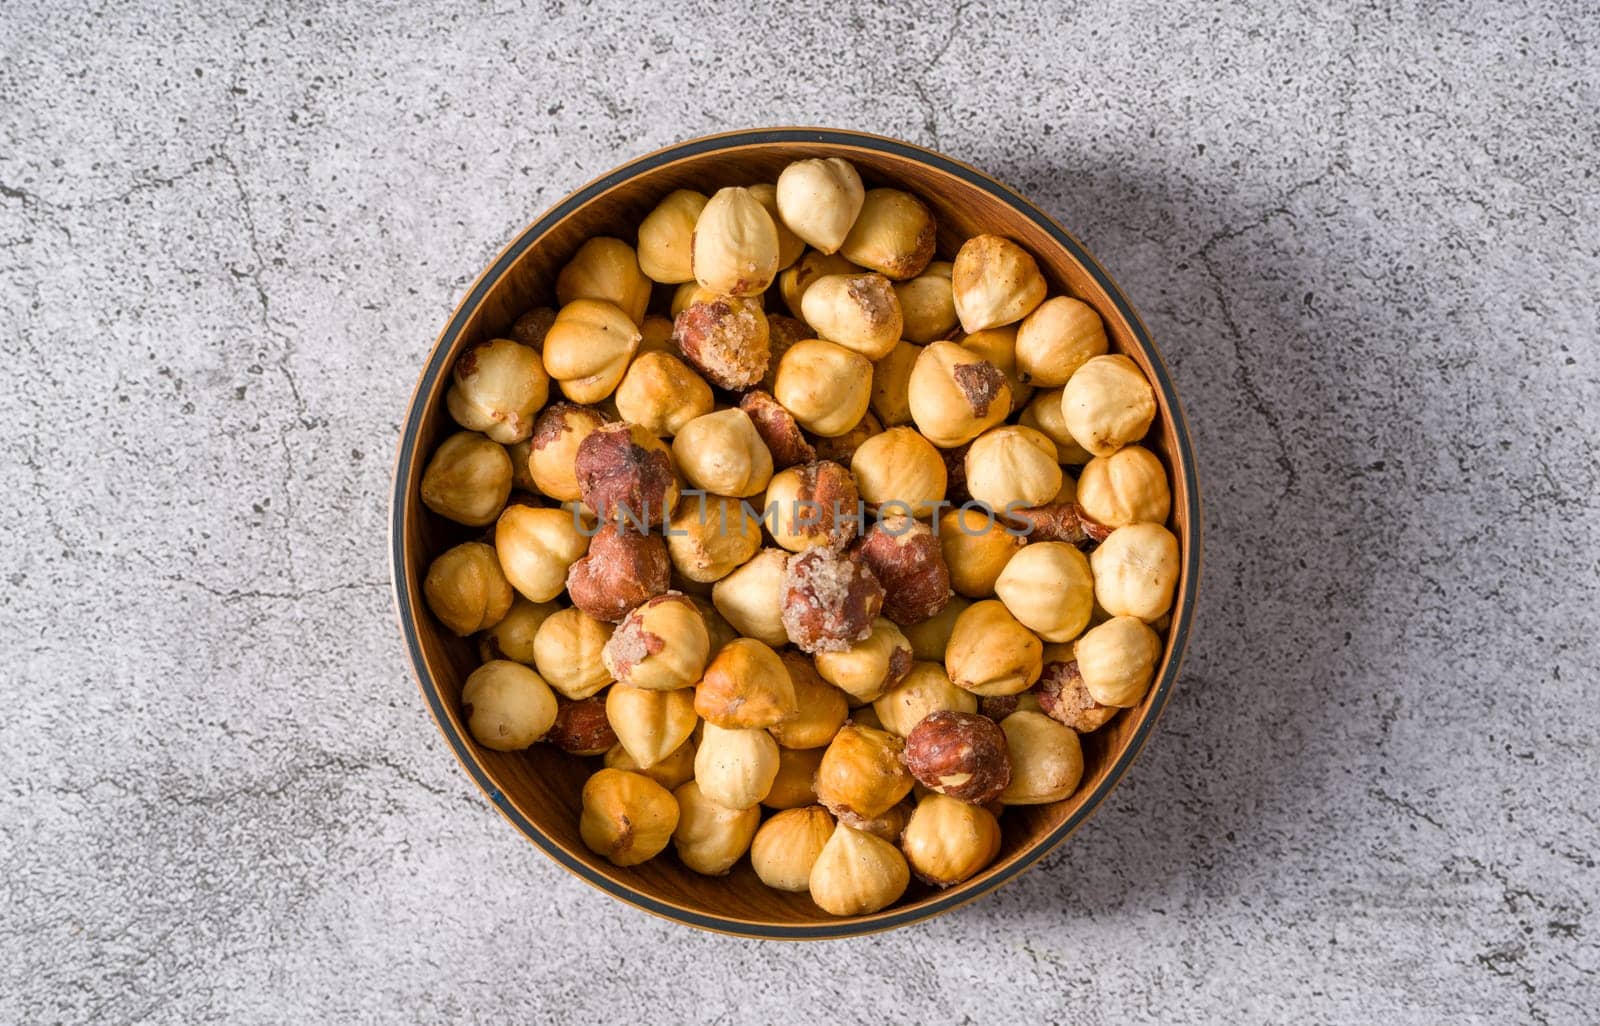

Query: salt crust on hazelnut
left=782, top=548, right=886, bottom=654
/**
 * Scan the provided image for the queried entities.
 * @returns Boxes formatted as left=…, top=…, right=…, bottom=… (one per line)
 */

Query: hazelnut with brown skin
left=509, top=306, right=557, bottom=349
left=420, top=431, right=513, bottom=527
left=852, top=514, right=952, bottom=626
left=908, top=340, right=1013, bottom=447
left=672, top=294, right=770, bottom=390
left=811, top=410, right=882, bottom=464
left=1002, top=496, right=1111, bottom=546
left=602, top=591, right=711, bottom=692
left=739, top=390, right=816, bottom=470
left=978, top=688, right=1043, bottom=722
left=527, top=402, right=611, bottom=503
left=573, top=422, right=680, bottom=528
left=565, top=523, right=671, bottom=623
left=613, top=351, right=715, bottom=437
left=1035, top=657, right=1118, bottom=733
left=814, top=723, right=914, bottom=820
left=903, top=710, right=1012, bottom=804
left=445, top=337, right=550, bottom=444
left=694, top=638, right=798, bottom=730
left=839, top=188, right=937, bottom=280
left=762, top=460, right=861, bottom=552
left=782, top=547, right=885, bottom=654
left=545, top=695, right=619, bottom=755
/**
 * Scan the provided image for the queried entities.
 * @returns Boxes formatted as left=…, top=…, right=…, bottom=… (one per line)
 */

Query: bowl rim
left=390, top=127, right=1202, bottom=940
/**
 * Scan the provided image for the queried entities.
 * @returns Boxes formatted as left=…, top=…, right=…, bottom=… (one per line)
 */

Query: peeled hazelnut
left=495, top=503, right=589, bottom=603
left=1036, top=658, right=1118, bottom=732
left=477, top=596, right=558, bottom=664
left=839, top=188, right=936, bottom=280
left=999, top=710, right=1083, bottom=805
left=445, top=337, right=549, bottom=444
left=665, top=493, right=764, bottom=583
left=580, top=768, right=679, bottom=866
left=688, top=594, right=739, bottom=654
left=565, top=523, right=671, bottom=623
left=946, top=599, right=1044, bottom=697
left=799, top=273, right=903, bottom=360
left=852, top=514, right=952, bottom=626
left=965, top=425, right=1064, bottom=512
left=614, top=352, right=715, bottom=437
left=813, top=617, right=914, bottom=702
left=902, top=594, right=970, bottom=662
left=694, top=638, right=798, bottom=729
left=672, top=294, right=770, bottom=390
left=606, top=683, right=698, bottom=768
left=893, top=261, right=958, bottom=343
left=850, top=426, right=948, bottom=519
left=994, top=541, right=1094, bottom=643
left=1060, top=354, right=1157, bottom=456
left=768, top=651, right=849, bottom=750
left=760, top=315, right=811, bottom=391
left=772, top=338, right=873, bottom=437
left=524, top=402, right=609, bottom=502
left=710, top=547, right=790, bottom=647
left=424, top=541, right=514, bottom=636
left=961, top=326, right=1032, bottom=412
left=763, top=746, right=826, bottom=809
left=1076, top=445, right=1171, bottom=529
left=602, top=592, right=711, bottom=692
left=421, top=431, right=513, bottom=526
left=531, top=606, right=613, bottom=700
left=751, top=806, right=835, bottom=891
left=814, top=723, right=913, bottom=820
left=908, top=341, right=1012, bottom=447
left=901, top=792, right=1002, bottom=886
left=1020, top=387, right=1094, bottom=464
left=639, top=314, right=677, bottom=356
left=461, top=660, right=557, bottom=751
left=869, top=340, right=921, bottom=426
left=775, top=158, right=865, bottom=254
left=951, top=234, right=1047, bottom=332
left=543, top=299, right=641, bottom=404
left=778, top=249, right=862, bottom=318
left=874, top=662, right=979, bottom=738
left=556, top=237, right=652, bottom=325
left=902, top=709, right=1011, bottom=806
left=762, top=460, right=861, bottom=552
left=605, top=736, right=697, bottom=789
left=747, top=182, right=805, bottom=270
left=782, top=548, right=885, bottom=654
left=637, top=189, right=708, bottom=284
left=672, top=409, right=774, bottom=497
left=1075, top=615, right=1161, bottom=707
left=506, top=437, right=538, bottom=492
left=938, top=507, right=1026, bottom=598
left=738, top=390, right=816, bottom=469
left=510, top=306, right=557, bottom=349
left=812, top=410, right=882, bottom=464
left=545, top=694, right=619, bottom=755
left=1016, top=295, right=1108, bottom=386
left=573, top=422, right=679, bottom=529
left=809, top=825, right=910, bottom=916
left=694, top=722, right=781, bottom=810
left=833, top=799, right=912, bottom=844
left=672, top=780, right=761, bottom=876
left=693, top=186, right=780, bottom=296
left=1091, top=522, right=1180, bottom=622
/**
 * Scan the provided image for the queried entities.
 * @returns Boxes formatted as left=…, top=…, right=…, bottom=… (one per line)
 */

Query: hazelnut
left=775, top=157, right=865, bottom=254
left=812, top=409, right=882, bottom=464
left=808, top=825, right=910, bottom=916
left=951, top=234, right=1047, bottom=332
left=672, top=282, right=758, bottom=318
left=506, top=437, right=538, bottom=493
left=573, top=422, right=680, bottom=529
left=902, top=594, right=970, bottom=662
left=839, top=188, right=936, bottom=280
left=509, top=306, right=557, bottom=349
left=602, top=592, right=711, bottom=692
left=782, top=548, right=885, bottom=654
left=849, top=704, right=885, bottom=731
left=799, top=273, right=903, bottom=360
left=531, top=606, right=614, bottom=700
left=760, top=315, right=812, bottom=391
left=694, top=722, right=781, bottom=810
left=424, top=541, right=514, bottom=636
left=1019, top=387, right=1094, bottom=464
left=693, top=186, right=780, bottom=296
left=763, top=746, right=827, bottom=809
left=901, top=793, right=1001, bottom=887
left=665, top=493, right=764, bottom=583
left=545, top=694, right=619, bottom=755
left=1091, top=522, right=1180, bottom=622
left=994, top=541, right=1094, bottom=642
left=605, top=736, right=697, bottom=790
left=772, top=339, right=873, bottom=437
left=524, top=402, right=610, bottom=502
left=869, top=340, right=921, bottom=426
left=850, top=426, right=948, bottom=519
left=941, top=442, right=972, bottom=505
left=813, top=617, right=914, bottom=702
left=1015, top=295, right=1108, bottom=386
left=902, top=709, right=1011, bottom=806
left=852, top=514, right=952, bottom=626
left=605, top=683, right=698, bottom=768
left=687, top=593, right=739, bottom=654
left=998, top=710, right=1083, bottom=805
left=907, top=341, right=1012, bottom=447
left=460, top=660, right=558, bottom=751
left=614, top=352, right=715, bottom=437
left=893, top=261, right=959, bottom=343
left=762, top=460, right=861, bottom=552
left=638, top=314, right=677, bottom=356
left=672, top=294, right=770, bottom=390
left=946, top=599, right=1043, bottom=697
left=814, top=723, right=913, bottom=820
left=672, top=409, right=775, bottom=497
left=979, top=688, right=1043, bottom=721
left=542, top=299, right=642, bottom=404
left=1060, top=354, right=1156, bottom=456
left=709, top=547, right=790, bottom=647
left=1074, top=615, right=1161, bottom=707
left=637, top=189, right=708, bottom=284
left=1036, top=657, right=1118, bottom=732
left=738, top=390, right=816, bottom=469
left=477, top=596, right=558, bottom=664
left=961, top=325, right=1032, bottom=412
left=750, top=806, right=835, bottom=891
left=778, top=249, right=862, bottom=318
left=873, top=662, right=979, bottom=738
left=694, top=638, right=798, bottom=729
left=580, top=768, right=679, bottom=866
left=565, top=523, right=671, bottom=623
left=672, top=780, right=761, bottom=876
left=965, top=425, right=1064, bottom=512
left=832, top=800, right=913, bottom=844
left=556, top=236, right=652, bottom=326
left=938, top=506, right=1026, bottom=598
left=768, top=652, right=849, bottom=750
left=445, top=337, right=550, bottom=444
left=746, top=182, right=805, bottom=269
left=495, top=503, right=590, bottom=603
left=420, top=431, right=513, bottom=527
left=1076, top=445, right=1171, bottom=529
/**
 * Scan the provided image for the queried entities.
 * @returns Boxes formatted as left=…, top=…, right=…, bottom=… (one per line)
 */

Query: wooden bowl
left=390, top=128, right=1200, bottom=938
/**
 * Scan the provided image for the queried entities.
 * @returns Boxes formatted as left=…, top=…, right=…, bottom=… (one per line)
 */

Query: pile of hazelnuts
left=418, top=156, right=1179, bottom=916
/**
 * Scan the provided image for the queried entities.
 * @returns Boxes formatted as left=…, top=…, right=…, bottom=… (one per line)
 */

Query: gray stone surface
left=2, top=1, right=1597, bottom=1022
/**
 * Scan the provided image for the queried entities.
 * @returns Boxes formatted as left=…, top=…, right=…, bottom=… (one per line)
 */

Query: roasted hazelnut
left=772, top=338, right=873, bottom=437
left=495, top=503, right=589, bottom=603
left=946, top=599, right=1043, bottom=697
left=694, top=722, right=781, bottom=810
left=1016, top=295, right=1108, bottom=386
left=605, top=736, right=697, bottom=789
left=565, top=523, right=671, bottom=623
left=614, top=351, right=715, bottom=437
left=672, top=409, right=774, bottom=497
left=999, top=710, right=1083, bottom=804
left=813, top=617, right=914, bottom=702
left=637, top=189, right=708, bottom=284
left=907, top=341, right=1012, bottom=447
left=506, top=437, right=538, bottom=492
left=461, top=660, right=557, bottom=751
left=673, top=282, right=752, bottom=318
left=902, top=709, right=1011, bottom=806
left=545, top=694, right=619, bottom=755
left=850, top=426, right=948, bottom=519
left=672, top=780, right=761, bottom=876
left=665, top=493, right=764, bottom=583
left=938, top=507, right=1026, bottom=598
left=809, top=825, right=910, bottom=916
left=542, top=299, right=641, bottom=404
left=638, top=314, right=677, bottom=356
left=556, top=236, right=652, bottom=326
left=965, top=425, right=1064, bottom=512
left=525, top=402, right=608, bottom=502
left=814, top=723, right=914, bottom=819
left=812, top=410, right=882, bottom=464
left=763, top=745, right=827, bottom=809
left=893, top=261, right=958, bottom=343
left=602, top=592, right=711, bottom=692
left=709, top=547, right=790, bottom=647
left=531, top=606, right=613, bottom=700
left=446, top=337, right=549, bottom=444
left=901, top=793, right=1001, bottom=886
left=869, top=340, right=921, bottom=426
left=694, top=638, right=798, bottom=729
left=951, top=234, right=1047, bottom=332
left=580, top=768, right=679, bottom=866
left=573, top=422, right=679, bottom=528
left=747, top=182, right=805, bottom=270
left=1020, top=387, right=1094, bottom=464
left=738, top=389, right=816, bottom=469
left=1076, top=615, right=1161, bottom=709
left=1076, top=445, right=1171, bottom=528
left=760, top=315, right=811, bottom=390
left=979, top=688, right=1043, bottom=721
left=687, top=593, right=739, bottom=654
left=850, top=705, right=885, bottom=730
left=783, top=548, right=885, bottom=654
left=424, top=541, right=514, bottom=636
left=477, top=596, right=558, bottom=664
left=941, top=442, right=972, bottom=505
left=799, top=273, right=903, bottom=360
left=420, top=431, right=513, bottom=526
left=778, top=249, right=862, bottom=318
left=762, top=460, right=861, bottom=552
left=510, top=306, right=557, bottom=349
left=1091, top=522, right=1180, bottom=622
left=993, top=541, right=1094, bottom=643
left=902, top=594, right=970, bottom=662
left=775, top=157, right=865, bottom=254
left=839, top=188, right=936, bottom=280
left=1035, top=657, right=1118, bottom=732
left=693, top=186, right=780, bottom=296
left=605, top=683, right=698, bottom=768
left=751, top=806, right=835, bottom=891
left=672, top=294, right=770, bottom=390
left=1060, top=354, right=1157, bottom=456
left=769, top=651, right=850, bottom=750
left=874, top=662, right=979, bottom=738
left=961, top=325, right=1032, bottom=412
left=852, top=514, right=952, bottom=626
left=832, top=799, right=913, bottom=844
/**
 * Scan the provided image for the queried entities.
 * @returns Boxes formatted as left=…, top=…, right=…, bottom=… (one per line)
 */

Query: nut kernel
left=763, top=745, right=827, bottom=809
left=809, top=825, right=910, bottom=915
left=738, top=389, right=816, bottom=470
left=869, top=340, right=922, bottom=426
left=461, top=660, right=558, bottom=751
left=999, top=710, right=1083, bottom=805
left=1090, top=522, right=1180, bottom=622
left=574, top=422, right=680, bottom=529
left=542, top=299, right=642, bottom=404
left=965, top=425, right=1065, bottom=513
left=747, top=182, right=806, bottom=269
left=693, top=186, right=780, bottom=296
left=510, top=306, right=557, bottom=349
left=994, top=541, right=1094, bottom=643
left=420, top=431, right=513, bottom=527
left=566, top=523, right=671, bottom=623
left=850, top=426, right=948, bottom=520
left=1015, top=295, right=1108, bottom=386
left=1074, top=615, right=1161, bottom=707
left=1076, top=445, right=1171, bottom=528
left=672, top=408, right=774, bottom=498
left=873, top=662, right=978, bottom=738
left=799, top=273, right=903, bottom=360
left=477, top=596, right=559, bottom=664
left=556, top=237, right=652, bottom=326
left=605, top=737, right=697, bottom=790
left=901, top=792, right=1002, bottom=886
left=710, top=547, right=790, bottom=647
left=665, top=494, right=764, bottom=583
left=937, top=507, right=1026, bottom=598
left=908, top=340, right=1012, bottom=447
left=778, top=249, right=862, bottom=318
left=1019, top=387, right=1094, bottom=464
left=1060, top=354, right=1156, bottom=456
left=1035, top=657, right=1118, bottom=733
left=602, top=591, right=711, bottom=692
left=614, top=351, right=715, bottom=437
left=672, top=780, right=761, bottom=876
left=528, top=402, right=611, bottom=502
left=694, top=638, right=798, bottom=729
left=694, top=722, right=781, bottom=811
left=762, top=460, right=861, bottom=552
left=902, top=594, right=970, bottom=662
left=839, top=188, right=937, bottom=280
left=893, top=261, right=958, bottom=343
left=605, top=683, right=698, bottom=768
left=814, top=723, right=914, bottom=820
left=532, top=606, right=614, bottom=700
left=495, top=504, right=589, bottom=604
left=545, top=694, right=619, bottom=755
left=772, top=338, right=873, bottom=437
left=446, top=337, right=550, bottom=444
left=775, top=157, right=865, bottom=254
left=768, top=651, right=850, bottom=750
left=951, top=234, right=1047, bottom=332
left=580, top=768, right=679, bottom=866
left=751, top=806, right=835, bottom=891
left=424, top=541, right=515, bottom=636
left=672, top=294, right=770, bottom=390
left=813, top=617, right=914, bottom=702
left=637, top=189, right=708, bottom=284
left=946, top=599, right=1044, bottom=697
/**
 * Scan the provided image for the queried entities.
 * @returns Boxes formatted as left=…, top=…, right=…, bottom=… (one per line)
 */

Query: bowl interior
left=393, top=131, right=1198, bottom=937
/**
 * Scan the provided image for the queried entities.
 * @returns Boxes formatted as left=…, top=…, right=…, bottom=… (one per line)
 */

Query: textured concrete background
left=3, top=1, right=1597, bottom=1022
